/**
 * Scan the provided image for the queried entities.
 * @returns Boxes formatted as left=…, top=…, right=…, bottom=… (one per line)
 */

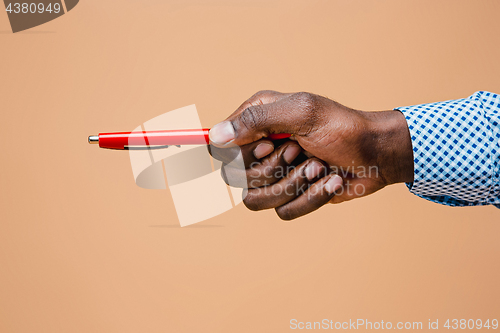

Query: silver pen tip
left=88, top=135, right=99, bottom=144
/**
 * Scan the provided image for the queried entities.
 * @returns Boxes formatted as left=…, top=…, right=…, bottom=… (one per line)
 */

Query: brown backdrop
left=1, top=1, right=499, bottom=332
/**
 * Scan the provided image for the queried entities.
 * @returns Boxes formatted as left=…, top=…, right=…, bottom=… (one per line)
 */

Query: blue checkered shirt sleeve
left=396, top=91, right=500, bottom=208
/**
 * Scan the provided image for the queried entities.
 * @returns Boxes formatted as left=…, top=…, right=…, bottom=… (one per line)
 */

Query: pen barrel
left=96, top=129, right=291, bottom=150
left=98, top=129, right=210, bottom=149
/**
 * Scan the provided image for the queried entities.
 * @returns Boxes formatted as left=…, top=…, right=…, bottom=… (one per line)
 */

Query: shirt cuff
left=395, top=91, right=500, bottom=207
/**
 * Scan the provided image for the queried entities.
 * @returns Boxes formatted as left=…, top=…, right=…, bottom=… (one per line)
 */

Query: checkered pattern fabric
left=396, top=91, right=500, bottom=208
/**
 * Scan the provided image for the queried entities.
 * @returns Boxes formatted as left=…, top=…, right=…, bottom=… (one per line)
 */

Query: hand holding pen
left=207, top=91, right=414, bottom=220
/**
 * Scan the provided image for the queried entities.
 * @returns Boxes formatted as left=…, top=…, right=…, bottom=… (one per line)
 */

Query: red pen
left=88, top=129, right=291, bottom=150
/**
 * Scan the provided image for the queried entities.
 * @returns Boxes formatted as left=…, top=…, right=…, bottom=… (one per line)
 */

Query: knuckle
left=252, top=90, right=282, bottom=101
left=306, top=185, right=331, bottom=207
left=260, top=162, right=277, bottom=179
left=243, top=192, right=261, bottom=211
left=275, top=207, right=296, bottom=221
left=246, top=171, right=264, bottom=188
left=239, top=105, right=265, bottom=130
left=294, top=91, right=312, bottom=100
left=292, top=92, right=318, bottom=112
left=252, top=90, right=274, bottom=99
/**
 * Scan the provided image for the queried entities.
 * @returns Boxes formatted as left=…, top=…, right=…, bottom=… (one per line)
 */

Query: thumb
left=209, top=96, right=306, bottom=147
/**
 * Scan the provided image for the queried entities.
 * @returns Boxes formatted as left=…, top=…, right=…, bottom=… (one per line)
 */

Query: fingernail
left=324, top=175, right=343, bottom=194
left=209, top=121, right=235, bottom=145
left=304, top=161, right=324, bottom=181
left=253, top=143, right=274, bottom=159
left=283, top=145, right=301, bottom=164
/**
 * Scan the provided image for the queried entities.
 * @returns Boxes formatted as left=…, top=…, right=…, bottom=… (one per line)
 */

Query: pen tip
left=88, top=135, right=99, bottom=144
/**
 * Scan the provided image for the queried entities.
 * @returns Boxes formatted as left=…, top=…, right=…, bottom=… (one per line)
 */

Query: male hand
left=209, top=91, right=413, bottom=220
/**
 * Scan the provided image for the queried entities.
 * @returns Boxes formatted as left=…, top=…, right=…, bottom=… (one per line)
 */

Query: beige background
left=1, top=1, right=499, bottom=332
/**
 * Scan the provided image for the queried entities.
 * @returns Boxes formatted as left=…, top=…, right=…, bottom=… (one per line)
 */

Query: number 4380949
left=5, top=3, right=62, bottom=14
left=444, top=319, right=498, bottom=329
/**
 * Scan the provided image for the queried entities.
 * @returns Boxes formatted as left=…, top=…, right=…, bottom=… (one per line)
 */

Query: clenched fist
left=209, top=91, right=413, bottom=220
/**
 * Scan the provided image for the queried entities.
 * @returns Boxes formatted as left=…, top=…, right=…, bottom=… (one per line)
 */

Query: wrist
left=364, top=110, right=414, bottom=185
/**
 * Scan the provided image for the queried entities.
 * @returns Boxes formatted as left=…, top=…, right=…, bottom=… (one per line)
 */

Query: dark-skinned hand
left=209, top=91, right=413, bottom=220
